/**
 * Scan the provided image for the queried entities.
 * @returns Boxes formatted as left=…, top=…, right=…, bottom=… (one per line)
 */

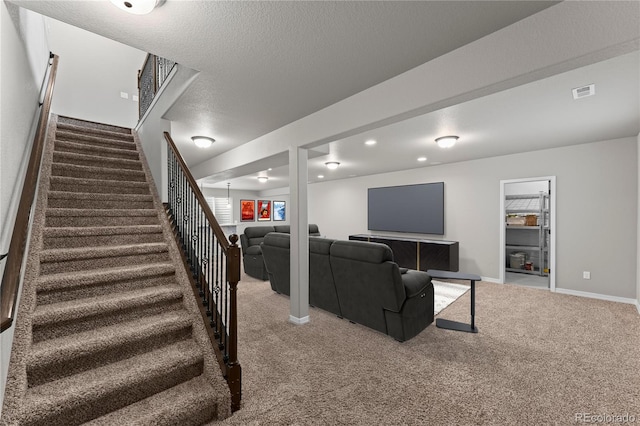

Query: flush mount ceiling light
left=191, top=136, right=214, bottom=149
left=325, top=161, right=340, bottom=170
left=109, top=0, right=159, bottom=15
left=257, top=176, right=269, bottom=183
left=435, top=135, right=459, bottom=149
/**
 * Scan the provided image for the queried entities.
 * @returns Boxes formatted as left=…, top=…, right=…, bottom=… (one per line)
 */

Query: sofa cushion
left=244, top=226, right=275, bottom=246
left=274, top=225, right=290, bottom=233
left=309, top=236, right=332, bottom=255
left=330, top=240, right=393, bottom=264
left=264, top=232, right=290, bottom=248
left=309, top=224, right=321, bottom=236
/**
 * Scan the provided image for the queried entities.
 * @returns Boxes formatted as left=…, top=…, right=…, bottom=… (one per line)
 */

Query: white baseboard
left=481, top=276, right=502, bottom=284
left=636, top=300, right=640, bottom=315
left=289, top=315, right=310, bottom=325
left=554, top=287, right=637, bottom=306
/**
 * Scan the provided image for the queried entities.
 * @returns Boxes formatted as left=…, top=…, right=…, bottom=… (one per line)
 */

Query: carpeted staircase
left=1, top=116, right=231, bottom=425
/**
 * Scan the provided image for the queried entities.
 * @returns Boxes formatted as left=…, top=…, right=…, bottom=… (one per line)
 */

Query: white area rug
left=433, top=280, right=470, bottom=315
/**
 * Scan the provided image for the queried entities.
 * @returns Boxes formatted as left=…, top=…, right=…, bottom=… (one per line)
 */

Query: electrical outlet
left=583, top=271, right=591, bottom=279
left=120, top=92, right=129, bottom=99
left=132, top=95, right=139, bottom=102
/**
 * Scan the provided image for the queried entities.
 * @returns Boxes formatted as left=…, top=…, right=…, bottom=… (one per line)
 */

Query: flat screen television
left=367, top=182, right=444, bottom=235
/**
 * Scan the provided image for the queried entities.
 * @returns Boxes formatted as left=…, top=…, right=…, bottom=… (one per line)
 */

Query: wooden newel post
left=226, top=234, right=242, bottom=412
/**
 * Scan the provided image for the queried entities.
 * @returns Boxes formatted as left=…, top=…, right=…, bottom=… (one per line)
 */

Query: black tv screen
left=368, top=182, right=444, bottom=235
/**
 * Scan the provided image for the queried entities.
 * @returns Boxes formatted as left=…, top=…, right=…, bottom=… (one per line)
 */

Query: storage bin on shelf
left=509, top=252, right=526, bottom=269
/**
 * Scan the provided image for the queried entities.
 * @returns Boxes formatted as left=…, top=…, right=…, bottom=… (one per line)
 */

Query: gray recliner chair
left=240, top=226, right=274, bottom=280
left=329, top=240, right=434, bottom=342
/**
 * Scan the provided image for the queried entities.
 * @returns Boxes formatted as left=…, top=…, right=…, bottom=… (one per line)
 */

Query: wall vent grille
left=572, top=84, right=595, bottom=100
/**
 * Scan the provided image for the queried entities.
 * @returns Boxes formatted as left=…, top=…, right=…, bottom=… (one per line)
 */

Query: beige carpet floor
left=222, top=273, right=640, bottom=425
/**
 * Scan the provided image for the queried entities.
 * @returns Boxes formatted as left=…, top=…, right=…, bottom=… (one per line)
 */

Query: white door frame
left=499, top=176, right=556, bottom=292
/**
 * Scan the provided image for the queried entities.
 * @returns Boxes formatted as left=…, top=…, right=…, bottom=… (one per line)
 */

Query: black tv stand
left=348, top=234, right=459, bottom=272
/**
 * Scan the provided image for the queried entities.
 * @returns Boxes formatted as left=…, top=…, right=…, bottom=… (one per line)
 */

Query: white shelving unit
left=505, top=192, right=549, bottom=276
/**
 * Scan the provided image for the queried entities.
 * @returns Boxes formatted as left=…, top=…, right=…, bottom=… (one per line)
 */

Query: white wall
left=201, top=187, right=290, bottom=236
left=309, top=137, right=638, bottom=300
left=0, top=2, right=50, bottom=413
left=47, top=18, right=145, bottom=128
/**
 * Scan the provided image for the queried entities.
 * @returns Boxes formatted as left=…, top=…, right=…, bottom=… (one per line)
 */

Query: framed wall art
left=257, top=200, right=271, bottom=221
left=240, top=200, right=255, bottom=222
left=273, top=200, right=286, bottom=221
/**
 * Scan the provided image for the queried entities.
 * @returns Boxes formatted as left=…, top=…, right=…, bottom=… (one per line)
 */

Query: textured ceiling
left=12, top=0, right=558, bottom=165
left=11, top=1, right=639, bottom=192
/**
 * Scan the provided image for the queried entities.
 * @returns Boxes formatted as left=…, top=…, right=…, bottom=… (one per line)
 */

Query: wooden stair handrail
left=163, top=132, right=231, bottom=251
left=1, top=53, right=59, bottom=333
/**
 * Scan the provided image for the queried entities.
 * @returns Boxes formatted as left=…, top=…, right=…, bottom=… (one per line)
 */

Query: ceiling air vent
left=572, top=84, right=595, bottom=100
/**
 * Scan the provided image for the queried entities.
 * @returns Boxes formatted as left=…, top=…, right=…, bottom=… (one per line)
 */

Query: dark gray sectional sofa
left=240, top=224, right=321, bottom=280
left=261, top=233, right=434, bottom=341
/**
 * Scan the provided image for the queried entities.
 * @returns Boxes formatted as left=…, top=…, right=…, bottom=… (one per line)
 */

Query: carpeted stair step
left=43, top=225, right=163, bottom=249
left=45, top=207, right=158, bottom=227
left=27, top=311, right=194, bottom=387
left=51, top=162, right=146, bottom=182
left=57, top=122, right=134, bottom=141
left=47, top=191, right=154, bottom=210
left=49, top=176, right=150, bottom=195
left=52, top=151, right=143, bottom=171
left=18, top=339, right=204, bottom=426
left=39, top=243, right=171, bottom=275
left=84, top=375, right=220, bottom=426
left=36, top=263, right=178, bottom=305
left=55, top=130, right=136, bottom=151
left=57, top=119, right=133, bottom=137
left=54, top=139, right=140, bottom=160
left=31, top=284, right=184, bottom=343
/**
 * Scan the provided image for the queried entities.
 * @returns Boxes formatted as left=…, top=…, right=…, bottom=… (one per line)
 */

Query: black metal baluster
left=176, top=161, right=183, bottom=243
left=223, top=254, right=229, bottom=361
left=206, top=221, right=215, bottom=317
left=198, top=207, right=204, bottom=299
left=189, top=188, right=195, bottom=280
left=214, top=241, right=221, bottom=339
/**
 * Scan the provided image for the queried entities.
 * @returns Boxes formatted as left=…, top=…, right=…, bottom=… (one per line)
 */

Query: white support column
left=289, top=147, right=310, bottom=324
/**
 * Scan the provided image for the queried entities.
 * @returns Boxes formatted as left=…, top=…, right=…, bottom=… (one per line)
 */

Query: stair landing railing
left=164, top=132, right=242, bottom=411
left=1, top=53, right=59, bottom=333
left=138, top=54, right=176, bottom=119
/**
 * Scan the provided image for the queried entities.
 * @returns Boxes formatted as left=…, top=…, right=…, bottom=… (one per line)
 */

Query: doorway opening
left=499, top=177, right=556, bottom=291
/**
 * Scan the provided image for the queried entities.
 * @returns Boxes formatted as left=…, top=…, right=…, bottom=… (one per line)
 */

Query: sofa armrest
left=240, top=234, right=249, bottom=255
left=401, top=271, right=432, bottom=298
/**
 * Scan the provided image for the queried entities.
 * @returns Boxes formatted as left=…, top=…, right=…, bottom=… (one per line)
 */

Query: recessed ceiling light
left=435, top=135, right=458, bottom=149
left=268, top=168, right=273, bottom=171
left=191, top=136, right=215, bottom=148
left=325, top=161, right=340, bottom=170
left=365, top=139, right=376, bottom=146
left=109, top=0, right=158, bottom=14
left=317, top=175, right=325, bottom=179
left=257, top=176, right=268, bottom=183
left=417, top=156, right=427, bottom=162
